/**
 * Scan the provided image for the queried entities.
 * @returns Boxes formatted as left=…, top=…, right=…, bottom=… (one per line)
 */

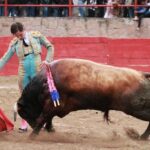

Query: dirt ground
left=0, top=76, right=150, bottom=150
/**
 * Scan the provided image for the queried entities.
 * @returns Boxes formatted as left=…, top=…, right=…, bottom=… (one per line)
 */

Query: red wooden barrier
left=0, top=37, right=150, bottom=75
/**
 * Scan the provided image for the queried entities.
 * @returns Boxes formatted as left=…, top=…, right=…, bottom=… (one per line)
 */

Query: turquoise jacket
left=0, top=31, right=54, bottom=69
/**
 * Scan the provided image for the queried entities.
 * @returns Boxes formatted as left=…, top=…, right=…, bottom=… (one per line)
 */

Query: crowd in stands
left=0, top=0, right=149, bottom=19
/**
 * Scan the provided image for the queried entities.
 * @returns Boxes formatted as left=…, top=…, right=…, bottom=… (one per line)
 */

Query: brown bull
left=17, top=58, right=150, bottom=139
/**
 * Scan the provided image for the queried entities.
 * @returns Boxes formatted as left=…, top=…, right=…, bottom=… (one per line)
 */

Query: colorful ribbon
left=46, top=64, right=60, bottom=107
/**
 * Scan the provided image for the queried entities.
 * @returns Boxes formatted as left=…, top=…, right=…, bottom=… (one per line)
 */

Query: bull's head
left=17, top=70, right=49, bottom=129
left=17, top=97, right=38, bottom=128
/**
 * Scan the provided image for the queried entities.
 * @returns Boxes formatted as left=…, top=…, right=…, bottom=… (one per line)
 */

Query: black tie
left=23, top=39, right=29, bottom=47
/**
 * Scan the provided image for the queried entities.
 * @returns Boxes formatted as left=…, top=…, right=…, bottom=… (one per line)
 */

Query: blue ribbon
left=50, top=90, right=60, bottom=102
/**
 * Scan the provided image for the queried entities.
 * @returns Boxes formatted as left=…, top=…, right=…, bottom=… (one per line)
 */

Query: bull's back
left=50, top=59, right=144, bottom=95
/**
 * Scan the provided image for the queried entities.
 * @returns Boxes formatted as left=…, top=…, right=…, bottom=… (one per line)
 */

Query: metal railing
left=0, top=0, right=148, bottom=17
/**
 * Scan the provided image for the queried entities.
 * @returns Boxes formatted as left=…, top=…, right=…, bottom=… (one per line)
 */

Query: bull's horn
left=56, top=99, right=60, bottom=106
left=13, top=102, right=17, bottom=122
left=53, top=101, right=57, bottom=107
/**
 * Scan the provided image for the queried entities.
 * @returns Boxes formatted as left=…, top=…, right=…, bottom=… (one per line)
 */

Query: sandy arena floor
left=0, top=76, right=150, bottom=150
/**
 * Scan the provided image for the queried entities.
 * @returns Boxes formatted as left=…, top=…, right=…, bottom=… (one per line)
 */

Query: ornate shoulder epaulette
left=9, top=37, right=18, bottom=47
left=30, top=31, right=42, bottom=37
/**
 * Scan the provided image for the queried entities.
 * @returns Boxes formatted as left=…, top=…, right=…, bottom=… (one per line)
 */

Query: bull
left=17, top=58, right=150, bottom=139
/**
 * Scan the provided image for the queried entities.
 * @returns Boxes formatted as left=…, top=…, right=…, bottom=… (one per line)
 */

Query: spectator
left=113, top=0, right=121, bottom=17
left=52, top=0, right=69, bottom=17
left=136, top=0, right=150, bottom=29
left=8, top=0, right=18, bottom=17
left=17, top=0, right=28, bottom=16
left=133, top=0, right=145, bottom=21
left=57, top=0, right=69, bottom=17
left=87, top=0, right=97, bottom=17
left=52, top=0, right=60, bottom=17
left=78, top=0, right=86, bottom=17
left=96, top=0, right=107, bottom=18
left=123, top=0, right=134, bottom=18
left=0, top=0, right=4, bottom=16
left=26, top=0, right=37, bottom=17
left=61, top=0, right=69, bottom=17
left=0, top=22, right=54, bottom=132
left=145, top=0, right=150, bottom=17
left=104, top=0, right=120, bottom=18
left=40, top=0, right=51, bottom=17
left=72, top=0, right=79, bottom=16
left=104, top=0, right=114, bottom=18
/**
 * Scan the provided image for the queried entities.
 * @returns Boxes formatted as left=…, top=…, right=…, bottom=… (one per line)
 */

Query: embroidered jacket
left=0, top=31, right=54, bottom=69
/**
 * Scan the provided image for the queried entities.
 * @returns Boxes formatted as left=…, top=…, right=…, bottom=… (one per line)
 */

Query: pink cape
left=0, top=108, right=14, bottom=132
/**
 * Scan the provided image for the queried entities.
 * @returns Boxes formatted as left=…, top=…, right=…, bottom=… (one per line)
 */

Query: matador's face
left=13, top=31, right=24, bottom=40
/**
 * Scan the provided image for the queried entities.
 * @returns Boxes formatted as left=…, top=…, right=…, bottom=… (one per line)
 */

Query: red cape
left=0, top=108, right=14, bottom=132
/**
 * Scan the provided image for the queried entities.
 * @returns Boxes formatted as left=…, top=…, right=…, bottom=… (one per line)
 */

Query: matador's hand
left=40, top=60, right=50, bottom=69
